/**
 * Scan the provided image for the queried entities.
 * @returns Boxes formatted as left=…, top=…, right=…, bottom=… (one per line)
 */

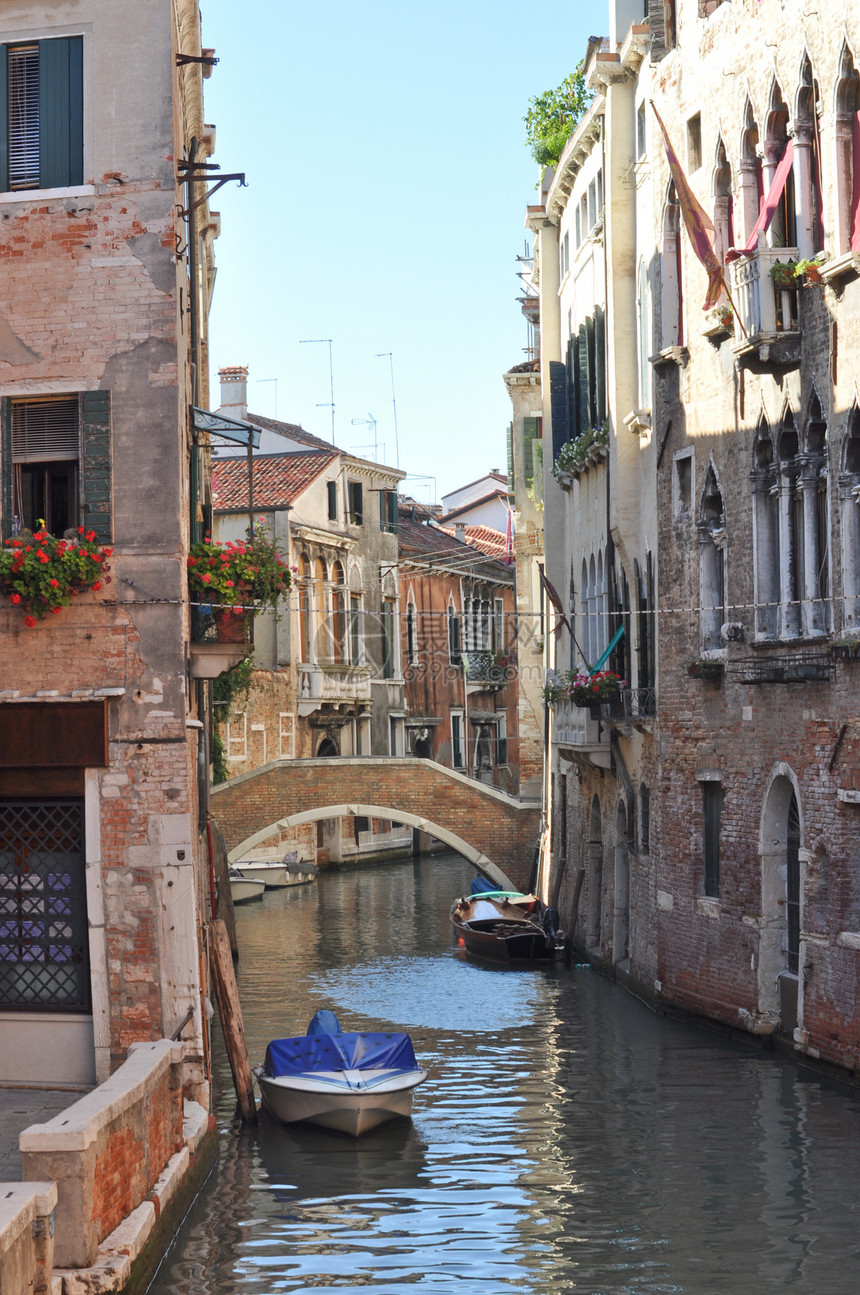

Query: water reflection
left=147, top=853, right=860, bottom=1294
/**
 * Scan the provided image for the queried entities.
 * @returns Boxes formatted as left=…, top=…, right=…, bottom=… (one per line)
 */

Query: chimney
left=455, top=522, right=466, bottom=543
left=218, top=365, right=248, bottom=422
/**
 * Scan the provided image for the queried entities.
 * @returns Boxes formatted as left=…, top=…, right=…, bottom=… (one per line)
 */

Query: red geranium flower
left=24, top=615, right=36, bottom=628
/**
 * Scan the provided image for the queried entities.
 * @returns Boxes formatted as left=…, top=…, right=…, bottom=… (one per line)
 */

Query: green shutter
left=594, top=307, right=606, bottom=424
left=506, top=423, right=514, bottom=492
left=523, top=417, right=539, bottom=479
left=39, top=37, right=83, bottom=189
left=586, top=316, right=596, bottom=427
left=1, top=399, right=11, bottom=537
left=81, top=390, right=112, bottom=542
left=577, top=324, right=589, bottom=433
left=0, top=47, right=8, bottom=193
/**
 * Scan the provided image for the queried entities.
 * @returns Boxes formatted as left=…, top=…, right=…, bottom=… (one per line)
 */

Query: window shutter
left=594, top=307, right=606, bottom=423
left=38, top=37, right=83, bottom=189
left=577, top=324, right=589, bottom=433
left=585, top=316, right=596, bottom=427
left=81, top=390, right=112, bottom=542
left=523, top=417, right=539, bottom=480
left=11, top=397, right=79, bottom=462
left=549, top=361, right=569, bottom=462
left=506, top=423, right=514, bottom=492
left=0, top=47, right=8, bottom=192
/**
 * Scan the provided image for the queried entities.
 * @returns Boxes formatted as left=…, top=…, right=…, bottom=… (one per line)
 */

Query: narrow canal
left=148, top=852, right=860, bottom=1293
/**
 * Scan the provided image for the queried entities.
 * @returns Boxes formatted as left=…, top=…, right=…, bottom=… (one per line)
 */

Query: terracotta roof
left=439, top=523, right=507, bottom=559
left=246, top=411, right=337, bottom=453
left=398, top=515, right=509, bottom=578
left=212, top=450, right=336, bottom=511
left=507, top=358, right=540, bottom=374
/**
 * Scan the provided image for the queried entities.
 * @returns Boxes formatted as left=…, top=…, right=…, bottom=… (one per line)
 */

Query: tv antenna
left=299, top=338, right=335, bottom=443
left=351, top=413, right=379, bottom=461
left=375, top=352, right=400, bottom=468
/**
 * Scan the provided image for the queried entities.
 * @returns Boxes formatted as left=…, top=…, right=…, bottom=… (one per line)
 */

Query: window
left=448, top=602, right=461, bottom=666
left=496, top=711, right=507, bottom=765
left=702, top=780, right=722, bottom=898
left=639, top=783, right=650, bottom=854
left=660, top=184, right=684, bottom=348
left=350, top=592, right=362, bottom=664
left=698, top=466, right=726, bottom=651
left=331, top=560, right=346, bottom=663
left=379, top=489, right=398, bottom=533
left=327, top=480, right=338, bottom=522
left=381, top=597, right=397, bottom=679
left=4, top=392, right=112, bottom=540
left=674, top=448, right=693, bottom=518
left=0, top=799, right=90, bottom=1011
left=835, top=45, right=860, bottom=254
left=636, top=103, right=647, bottom=160
left=406, top=599, right=417, bottom=665
left=297, top=555, right=311, bottom=662
left=841, top=411, right=860, bottom=628
left=450, top=710, right=465, bottom=769
left=347, top=480, right=363, bottom=525
left=0, top=38, right=83, bottom=192
left=687, top=113, right=702, bottom=172
left=493, top=597, right=505, bottom=651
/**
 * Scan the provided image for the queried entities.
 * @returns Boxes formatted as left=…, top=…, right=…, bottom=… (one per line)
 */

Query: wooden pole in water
left=208, top=919, right=257, bottom=1122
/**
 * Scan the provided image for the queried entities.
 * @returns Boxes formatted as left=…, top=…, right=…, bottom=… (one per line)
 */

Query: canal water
left=148, top=852, right=860, bottom=1293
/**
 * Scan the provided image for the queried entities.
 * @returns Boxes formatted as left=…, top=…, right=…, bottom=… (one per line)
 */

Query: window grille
left=0, top=799, right=90, bottom=1012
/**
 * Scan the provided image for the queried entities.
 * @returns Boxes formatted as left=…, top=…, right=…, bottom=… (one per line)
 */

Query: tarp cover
left=264, top=1030, right=419, bottom=1078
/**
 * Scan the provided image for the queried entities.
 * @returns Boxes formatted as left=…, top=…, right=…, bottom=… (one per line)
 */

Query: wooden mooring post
left=208, top=918, right=257, bottom=1122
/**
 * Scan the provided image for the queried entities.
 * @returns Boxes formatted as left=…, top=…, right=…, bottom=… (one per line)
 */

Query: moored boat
left=232, top=852, right=319, bottom=890
left=255, top=1009, right=428, bottom=1137
left=228, top=868, right=266, bottom=905
left=451, top=880, right=564, bottom=963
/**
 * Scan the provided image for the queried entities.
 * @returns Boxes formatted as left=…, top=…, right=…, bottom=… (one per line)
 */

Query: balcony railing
left=297, top=662, right=372, bottom=715
left=464, top=653, right=515, bottom=692
left=728, top=238, right=800, bottom=364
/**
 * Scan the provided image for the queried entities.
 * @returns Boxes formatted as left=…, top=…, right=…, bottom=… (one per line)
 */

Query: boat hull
left=257, top=1067, right=427, bottom=1136
left=230, top=877, right=266, bottom=905
left=232, top=860, right=317, bottom=889
left=450, top=893, right=561, bottom=963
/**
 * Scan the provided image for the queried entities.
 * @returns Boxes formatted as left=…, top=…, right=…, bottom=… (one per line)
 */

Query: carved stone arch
left=699, top=456, right=725, bottom=522
left=740, top=95, right=760, bottom=164
left=348, top=559, right=362, bottom=591
left=777, top=404, right=799, bottom=461
left=834, top=38, right=860, bottom=115
left=698, top=460, right=726, bottom=651
left=752, top=414, right=774, bottom=471
left=738, top=98, right=763, bottom=244
left=757, top=763, right=804, bottom=1031
left=802, top=386, right=828, bottom=456
left=793, top=49, right=818, bottom=123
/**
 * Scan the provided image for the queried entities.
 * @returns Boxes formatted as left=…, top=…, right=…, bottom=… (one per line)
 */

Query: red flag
left=651, top=101, right=725, bottom=310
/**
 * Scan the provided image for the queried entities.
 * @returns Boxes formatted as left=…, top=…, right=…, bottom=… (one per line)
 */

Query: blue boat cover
left=264, top=1029, right=419, bottom=1078
left=307, top=1009, right=342, bottom=1036
left=470, top=875, right=497, bottom=895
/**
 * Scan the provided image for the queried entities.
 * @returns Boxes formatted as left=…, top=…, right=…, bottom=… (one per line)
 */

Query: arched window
left=406, top=594, right=417, bottom=666
left=637, top=258, right=651, bottom=407
left=447, top=597, right=462, bottom=666
left=713, top=138, right=735, bottom=263
left=297, top=554, right=311, bottom=663
left=698, top=465, right=726, bottom=650
left=765, top=83, right=796, bottom=249
left=739, top=103, right=764, bottom=245
left=835, top=45, right=860, bottom=254
left=331, top=560, right=346, bottom=663
left=313, top=557, right=329, bottom=660
left=777, top=414, right=802, bottom=638
left=793, top=55, right=824, bottom=257
left=841, top=410, right=860, bottom=629
left=588, top=554, right=597, bottom=663
left=803, top=396, right=830, bottom=634
left=752, top=423, right=779, bottom=640
left=581, top=558, right=590, bottom=666
left=660, top=183, right=683, bottom=348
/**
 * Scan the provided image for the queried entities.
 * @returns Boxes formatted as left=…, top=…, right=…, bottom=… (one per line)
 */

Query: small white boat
left=255, top=1010, right=427, bottom=1137
left=228, top=868, right=266, bottom=906
left=232, top=852, right=318, bottom=890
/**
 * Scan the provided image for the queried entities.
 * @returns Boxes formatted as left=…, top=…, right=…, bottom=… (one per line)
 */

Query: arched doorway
left=759, top=771, right=802, bottom=1033
left=586, top=795, right=603, bottom=952
left=317, top=737, right=338, bottom=758
left=614, top=801, right=630, bottom=969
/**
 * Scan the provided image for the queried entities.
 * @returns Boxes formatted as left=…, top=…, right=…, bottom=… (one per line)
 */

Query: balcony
left=553, top=700, right=610, bottom=769
left=297, top=662, right=372, bottom=716
left=728, top=238, right=800, bottom=370
left=464, top=652, right=515, bottom=695
left=726, top=650, right=833, bottom=685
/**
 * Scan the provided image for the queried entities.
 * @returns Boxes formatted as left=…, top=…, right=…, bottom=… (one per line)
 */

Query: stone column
left=799, top=457, right=824, bottom=635
left=789, top=121, right=815, bottom=259
left=776, top=470, right=797, bottom=638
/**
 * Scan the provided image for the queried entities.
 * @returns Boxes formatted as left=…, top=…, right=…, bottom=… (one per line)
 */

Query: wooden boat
left=255, top=1010, right=428, bottom=1137
left=450, top=885, right=564, bottom=963
left=232, top=852, right=318, bottom=890
left=228, top=868, right=266, bottom=905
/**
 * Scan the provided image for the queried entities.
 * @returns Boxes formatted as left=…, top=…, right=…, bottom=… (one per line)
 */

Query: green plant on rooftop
left=524, top=64, right=594, bottom=169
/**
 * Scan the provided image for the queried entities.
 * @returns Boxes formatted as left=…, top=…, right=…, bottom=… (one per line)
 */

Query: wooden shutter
left=523, top=417, right=539, bottom=480
left=82, top=390, right=112, bottom=542
left=594, top=307, right=606, bottom=423
left=39, top=37, right=83, bottom=189
left=506, top=423, right=514, bottom=492
left=549, top=361, right=569, bottom=462
left=577, top=324, right=589, bottom=433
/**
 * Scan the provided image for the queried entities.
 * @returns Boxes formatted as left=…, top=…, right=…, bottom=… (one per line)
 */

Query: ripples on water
left=147, top=853, right=860, bottom=1294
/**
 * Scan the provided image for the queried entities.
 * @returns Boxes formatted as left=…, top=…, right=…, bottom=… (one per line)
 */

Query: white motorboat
left=255, top=1010, right=428, bottom=1137
left=232, top=852, right=318, bottom=890
left=228, top=868, right=266, bottom=905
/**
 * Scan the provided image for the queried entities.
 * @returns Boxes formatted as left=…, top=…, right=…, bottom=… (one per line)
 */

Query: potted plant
left=543, top=668, right=626, bottom=712
left=829, top=637, right=859, bottom=661
left=794, top=254, right=826, bottom=286
left=0, top=527, right=111, bottom=626
left=769, top=259, right=798, bottom=288
left=187, top=525, right=291, bottom=642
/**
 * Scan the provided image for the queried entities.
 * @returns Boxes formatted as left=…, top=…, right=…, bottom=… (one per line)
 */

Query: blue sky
left=201, top=1, right=591, bottom=501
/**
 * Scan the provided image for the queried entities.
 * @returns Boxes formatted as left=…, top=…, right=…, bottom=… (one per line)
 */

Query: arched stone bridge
left=211, top=758, right=541, bottom=891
